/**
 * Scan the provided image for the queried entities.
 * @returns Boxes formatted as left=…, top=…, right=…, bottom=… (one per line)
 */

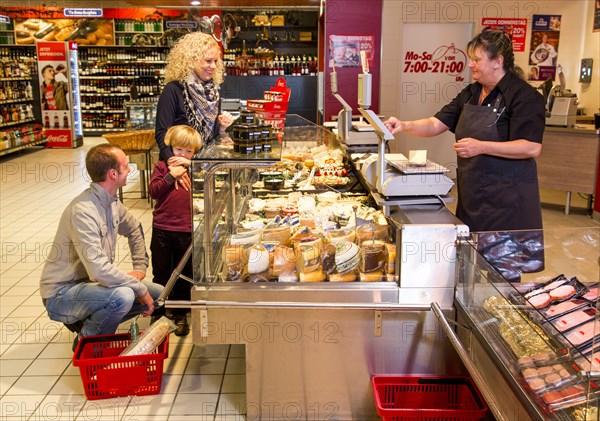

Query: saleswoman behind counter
left=384, top=29, right=545, bottom=233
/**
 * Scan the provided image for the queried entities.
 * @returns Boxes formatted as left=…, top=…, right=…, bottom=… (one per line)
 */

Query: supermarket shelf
left=82, top=110, right=126, bottom=113
left=80, top=76, right=137, bottom=80
left=0, top=137, right=47, bottom=157
left=80, top=93, right=131, bottom=96
left=0, top=117, right=35, bottom=128
left=0, top=76, right=33, bottom=81
left=0, top=98, right=34, bottom=105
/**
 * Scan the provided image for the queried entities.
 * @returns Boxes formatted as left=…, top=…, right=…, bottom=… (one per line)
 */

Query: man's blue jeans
left=44, top=281, right=164, bottom=337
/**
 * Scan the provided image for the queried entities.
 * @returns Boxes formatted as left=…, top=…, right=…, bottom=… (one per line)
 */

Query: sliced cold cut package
left=581, top=283, right=599, bottom=303
left=539, top=299, right=589, bottom=320
left=517, top=275, right=589, bottom=310
left=546, top=307, right=597, bottom=333
left=561, top=320, right=600, bottom=350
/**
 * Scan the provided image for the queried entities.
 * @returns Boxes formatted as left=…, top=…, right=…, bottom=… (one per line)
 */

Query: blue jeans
left=44, top=281, right=164, bottom=337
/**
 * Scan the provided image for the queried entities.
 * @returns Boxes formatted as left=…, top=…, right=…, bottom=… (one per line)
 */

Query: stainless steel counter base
left=191, top=284, right=467, bottom=420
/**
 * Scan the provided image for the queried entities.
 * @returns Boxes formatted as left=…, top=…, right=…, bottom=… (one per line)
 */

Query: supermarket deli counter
left=451, top=228, right=600, bottom=420
left=177, top=115, right=470, bottom=420
left=170, top=115, right=599, bottom=420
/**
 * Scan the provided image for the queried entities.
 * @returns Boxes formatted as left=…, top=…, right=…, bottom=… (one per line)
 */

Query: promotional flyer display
left=529, top=14, right=562, bottom=81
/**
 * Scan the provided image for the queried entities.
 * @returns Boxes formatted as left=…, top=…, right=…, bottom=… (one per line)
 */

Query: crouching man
left=40, top=143, right=163, bottom=351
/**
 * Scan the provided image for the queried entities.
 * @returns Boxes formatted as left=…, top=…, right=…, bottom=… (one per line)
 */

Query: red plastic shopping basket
left=372, top=376, right=489, bottom=421
left=72, top=332, right=169, bottom=400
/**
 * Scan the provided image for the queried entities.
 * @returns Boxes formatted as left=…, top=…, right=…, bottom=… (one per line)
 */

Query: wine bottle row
left=78, top=47, right=167, bottom=62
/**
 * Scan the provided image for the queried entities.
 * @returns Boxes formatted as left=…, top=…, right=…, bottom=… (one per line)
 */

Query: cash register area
left=1, top=137, right=598, bottom=420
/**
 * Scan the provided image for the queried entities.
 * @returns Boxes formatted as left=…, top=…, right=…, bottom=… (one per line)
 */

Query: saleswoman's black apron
left=454, top=95, right=543, bottom=232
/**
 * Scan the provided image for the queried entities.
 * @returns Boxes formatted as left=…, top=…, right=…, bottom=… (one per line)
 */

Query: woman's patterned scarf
left=182, top=73, right=219, bottom=143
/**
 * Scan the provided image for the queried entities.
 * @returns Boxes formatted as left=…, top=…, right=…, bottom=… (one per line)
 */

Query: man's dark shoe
left=174, top=315, right=190, bottom=337
left=64, top=321, right=83, bottom=333
left=72, top=335, right=80, bottom=352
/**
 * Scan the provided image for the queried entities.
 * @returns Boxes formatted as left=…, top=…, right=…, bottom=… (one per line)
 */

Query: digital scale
left=355, top=108, right=454, bottom=200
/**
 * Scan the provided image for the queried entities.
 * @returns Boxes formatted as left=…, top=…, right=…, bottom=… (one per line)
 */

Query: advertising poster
left=399, top=23, right=473, bottom=178
left=328, top=35, right=375, bottom=68
left=481, top=18, right=527, bottom=52
left=14, top=18, right=114, bottom=45
left=528, top=14, right=561, bottom=81
left=37, top=41, right=73, bottom=148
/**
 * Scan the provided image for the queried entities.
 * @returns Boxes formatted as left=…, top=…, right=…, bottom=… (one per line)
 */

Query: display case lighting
left=190, top=1, right=201, bottom=5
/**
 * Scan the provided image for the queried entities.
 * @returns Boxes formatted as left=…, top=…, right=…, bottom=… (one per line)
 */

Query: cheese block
left=385, top=243, right=396, bottom=274
left=272, top=245, right=296, bottom=276
left=334, top=241, right=360, bottom=274
left=248, top=244, right=270, bottom=274
left=262, top=225, right=291, bottom=246
left=223, top=245, right=246, bottom=281
left=299, top=269, right=326, bottom=282
left=360, top=270, right=384, bottom=282
left=231, top=231, right=261, bottom=245
left=329, top=272, right=357, bottom=282
left=296, top=241, right=321, bottom=273
left=360, top=240, right=387, bottom=273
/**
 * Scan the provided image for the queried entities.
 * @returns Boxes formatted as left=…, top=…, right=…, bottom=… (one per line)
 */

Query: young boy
left=149, top=125, right=202, bottom=336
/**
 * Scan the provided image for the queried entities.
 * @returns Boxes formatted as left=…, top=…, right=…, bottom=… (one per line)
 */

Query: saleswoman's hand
left=383, top=117, right=404, bottom=134
left=453, top=138, right=483, bottom=158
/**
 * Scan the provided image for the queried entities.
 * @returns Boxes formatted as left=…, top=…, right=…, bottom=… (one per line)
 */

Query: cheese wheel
left=299, top=269, right=326, bottom=282
left=335, top=241, right=360, bottom=274
left=360, top=270, right=384, bottom=282
left=328, top=228, right=356, bottom=244
left=385, top=243, right=396, bottom=274
left=231, top=231, right=261, bottom=245
left=329, top=272, right=357, bottom=282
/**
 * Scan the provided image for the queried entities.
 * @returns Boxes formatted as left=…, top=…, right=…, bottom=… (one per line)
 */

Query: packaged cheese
left=299, top=269, right=326, bottom=282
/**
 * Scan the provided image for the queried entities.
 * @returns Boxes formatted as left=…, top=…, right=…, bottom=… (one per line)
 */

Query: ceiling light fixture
left=191, top=1, right=201, bottom=5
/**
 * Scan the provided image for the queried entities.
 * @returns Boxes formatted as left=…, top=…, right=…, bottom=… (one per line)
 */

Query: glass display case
left=124, top=99, right=157, bottom=130
left=454, top=227, right=600, bottom=420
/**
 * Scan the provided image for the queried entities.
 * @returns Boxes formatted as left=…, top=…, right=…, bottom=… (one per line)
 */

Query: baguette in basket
left=119, top=316, right=176, bottom=357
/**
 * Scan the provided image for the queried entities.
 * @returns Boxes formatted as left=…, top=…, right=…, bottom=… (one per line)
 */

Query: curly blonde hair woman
left=156, top=32, right=234, bottom=161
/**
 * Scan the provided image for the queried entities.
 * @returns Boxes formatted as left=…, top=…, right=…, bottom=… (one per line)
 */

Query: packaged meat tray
left=538, top=299, right=589, bottom=320
left=581, top=283, right=599, bottom=303
left=545, top=307, right=597, bottom=333
left=515, top=275, right=589, bottom=310
left=561, top=320, right=600, bottom=350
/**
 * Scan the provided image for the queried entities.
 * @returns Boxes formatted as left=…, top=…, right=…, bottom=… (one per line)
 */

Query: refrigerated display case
left=449, top=228, right=600, bottom=420
left=169, top=115, right=470, bottom=420
left=168, top=115, right=599, bottom=420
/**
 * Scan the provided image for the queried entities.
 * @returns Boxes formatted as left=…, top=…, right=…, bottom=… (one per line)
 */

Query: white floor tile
left=30, top=394, right=87, bottom=420
left=4, top=375, right=59, bottom=396
left=216, top=394, right=246, bottom=417
left=161, top=374, right=184, bottom=394
left=184, top=358, right=226, bottom=375
left=2, top=342, right=46, bottom=360
left=127, top=392, right=177, bottom=416
left=49, top=375, right=85, bottom=396
left=221, top=375, right=246, bottom=394
left=225, top=359, right=246, bottom=375
left=0, top=359, right=32, bottom=377
left=0, top=394, right=45, bottom=418
left=178, top=374, right=222, bottom=394
left=170, top=393, right=218, bottom=415
left=76, top=396, right=131, bottom=420
left=24, top=358, right=70, bottom=376
left=0, top=376, right=18, bottom=395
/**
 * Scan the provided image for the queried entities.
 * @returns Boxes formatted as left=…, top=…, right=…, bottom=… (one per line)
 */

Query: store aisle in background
left=1, top=138, right=598, bottom=421
left=0, top=138, right=246, bottom=421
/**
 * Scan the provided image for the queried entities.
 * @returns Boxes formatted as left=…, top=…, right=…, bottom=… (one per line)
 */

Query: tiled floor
left=0, top=138, right=598, bottom=421
left=0, top=138, right=246, bottom=421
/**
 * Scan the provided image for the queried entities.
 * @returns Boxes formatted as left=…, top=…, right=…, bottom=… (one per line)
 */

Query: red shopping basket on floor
left=72, top=332, right=169, bottom=400
left=372, top=376, right=489, bottom=421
